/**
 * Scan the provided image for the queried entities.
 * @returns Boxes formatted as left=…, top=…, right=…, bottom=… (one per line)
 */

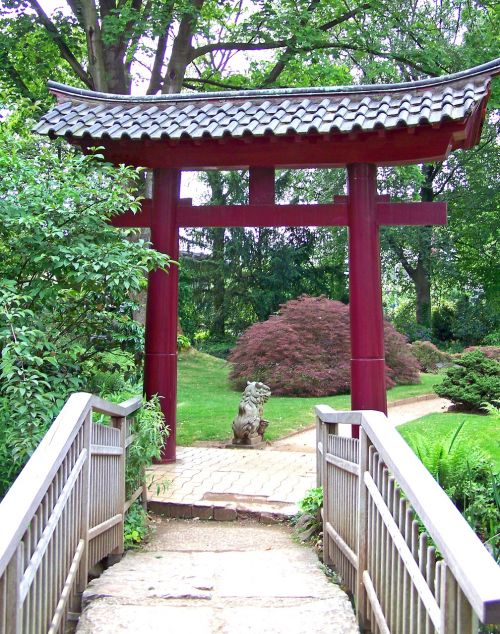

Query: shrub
left=228, top=296, right=420, bottom=396
left=410, top=340, right=452, bottom=373
left=432, top=304, right=456, bottom=343
left=434, top=351, right=500, bottom=410
left=463, top=346, right=500, bottom=361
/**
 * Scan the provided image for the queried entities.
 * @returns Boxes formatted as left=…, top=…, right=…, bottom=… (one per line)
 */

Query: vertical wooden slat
left=77, top=412, right=92, bottom=597
left=357, top=429, right=369, bottom=629
left=5, top=543, right=23, bottom=634
left=440, top=564, right=458, bottom=634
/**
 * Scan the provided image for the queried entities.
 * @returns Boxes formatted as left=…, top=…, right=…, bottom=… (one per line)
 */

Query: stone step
left=76, top=518, right=359, bottom=634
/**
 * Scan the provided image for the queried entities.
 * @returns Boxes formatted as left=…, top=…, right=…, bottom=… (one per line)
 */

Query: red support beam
left=249, top=167, right=275, bottom=204
left=144, top=168, right=180, bottom=462
left=377, top=201, right=447, bottom=226
left=111, top=199, right=444, bottom=230
left=348, top=164, right=387, bottom=438
left=176, top=203, right=348, bottom=228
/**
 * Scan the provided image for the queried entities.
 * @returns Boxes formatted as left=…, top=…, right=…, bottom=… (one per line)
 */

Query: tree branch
left=26, top=0, right=92, bottom=88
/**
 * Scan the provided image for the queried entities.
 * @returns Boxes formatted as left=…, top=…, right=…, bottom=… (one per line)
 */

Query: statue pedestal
left=226, top=436, right=266, bottom=450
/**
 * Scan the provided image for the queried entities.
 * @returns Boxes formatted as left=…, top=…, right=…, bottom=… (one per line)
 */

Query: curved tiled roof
left=34, top=59, right=500, bottom=142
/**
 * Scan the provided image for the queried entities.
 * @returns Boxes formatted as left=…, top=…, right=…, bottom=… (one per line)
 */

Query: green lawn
left=399, top=412, right=500, bottom=472
left=176, top=349, right=444, bottom=445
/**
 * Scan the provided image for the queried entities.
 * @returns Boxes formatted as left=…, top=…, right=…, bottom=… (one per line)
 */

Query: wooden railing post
left=321, top=418, right=331, bottom=566
left=77, top=410, right=92, bottom=597
left=5, top=543, right=23, bottom=634
left=356, top=428, right=370, bottom=630
left=112, top=416, right=127, bottom=556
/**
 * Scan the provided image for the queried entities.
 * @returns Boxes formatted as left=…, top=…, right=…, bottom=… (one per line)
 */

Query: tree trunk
left=414, top=165, right=435, bottom=328
left=210, top=228, right=226, bottom=339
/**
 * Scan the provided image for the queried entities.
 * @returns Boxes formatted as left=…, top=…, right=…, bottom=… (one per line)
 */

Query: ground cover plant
left=434, top=350, right=500, bottom=410
left=229, top=296, right=419, bottom=396
left=399, top=413, right=500, bottom=560
left=176, top=349, right=442, bottom=445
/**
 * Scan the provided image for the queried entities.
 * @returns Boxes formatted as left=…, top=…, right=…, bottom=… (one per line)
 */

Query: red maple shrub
left=228, top=295, right=420, bottom=396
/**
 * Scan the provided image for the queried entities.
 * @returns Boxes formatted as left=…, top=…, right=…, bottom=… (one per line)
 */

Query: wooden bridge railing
left=0, top=392, right=142, bottom=634
left=316, top=405, right=500, bottom=634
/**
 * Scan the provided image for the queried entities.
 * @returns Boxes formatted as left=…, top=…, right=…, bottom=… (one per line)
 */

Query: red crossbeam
left=110, top=199, right=446, bottom=228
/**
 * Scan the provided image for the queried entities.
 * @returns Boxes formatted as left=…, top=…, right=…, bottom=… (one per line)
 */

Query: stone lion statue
left=232, top=381, right=271, bottom=445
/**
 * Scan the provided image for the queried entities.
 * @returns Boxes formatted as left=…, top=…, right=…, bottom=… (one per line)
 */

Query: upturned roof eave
left=47, top=57, right=500, bottom=106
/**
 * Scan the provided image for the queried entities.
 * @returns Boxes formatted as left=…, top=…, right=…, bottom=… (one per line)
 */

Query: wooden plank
left=315, top=405, right=363, bottom=426
left=325, top=452, right=360, bottom=476
left=363, top=570, right=391, bottom=634
left=325, top=521, right=358, bottom=569
left=18, top=450, right=87, bottom=602
left=47, top=539, right=85, bottom=634
left=0, top=393, right=92, bottom=578
left=90, top=395, right=141, bottom=417
left=365, top=471, right=441, bottom=630
left=356, top=429, right=370, bottom=629
left=88, top=515, right=122, bottom=541
left=360, top=409, right=500, bottom=624
left=124, top=486, right=145, bottom=513
left=90, top=445, right=123, bottom=456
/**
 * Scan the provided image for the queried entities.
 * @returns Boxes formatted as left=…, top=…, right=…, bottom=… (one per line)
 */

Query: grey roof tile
left=35, top=60, right=499, bottom=143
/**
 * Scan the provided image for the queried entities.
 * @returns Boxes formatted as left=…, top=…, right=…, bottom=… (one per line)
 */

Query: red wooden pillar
left=144, top=168, right=180, bottom=462
left=347, top=164, right=387, bottom=437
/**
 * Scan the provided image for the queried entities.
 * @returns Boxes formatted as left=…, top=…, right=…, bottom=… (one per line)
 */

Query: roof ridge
left=47, top=58, right=500, bottom=105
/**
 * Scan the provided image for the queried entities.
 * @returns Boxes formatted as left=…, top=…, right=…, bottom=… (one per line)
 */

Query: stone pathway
left=77, top=519, right=359, bottom=634
left=148, top=446, right=316, bottom=521
left=147, top=396, right=449, bottom=518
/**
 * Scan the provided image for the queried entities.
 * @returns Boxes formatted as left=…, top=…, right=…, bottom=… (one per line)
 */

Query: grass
left=399, top=411, right=500, bottom=472
left=176, top=349, right=444, bottom=445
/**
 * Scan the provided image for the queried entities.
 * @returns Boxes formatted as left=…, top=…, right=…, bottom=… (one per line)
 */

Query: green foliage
left=434, top=351, right=500, bottom=410
left=126, top=395, right=169, bottom=497
left=176, top=333, right=191, bottom=351
left=298, top=486, right=323, bottom=516
left=410, top=341, right=452, bottom=373
left=294, top=487, right=323, bottom=545
left=124, top=501, right=149, bottom=548
left=408, top=422, right=499, bottom=554
left=0, top=121, right=170, bottom=496
left=390, top=300, right=432, bottom=343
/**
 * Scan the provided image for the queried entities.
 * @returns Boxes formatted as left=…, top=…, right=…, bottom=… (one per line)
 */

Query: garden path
left=76, top=519, right=360, bottom=634
left=272, top=395, right=451, bottom=453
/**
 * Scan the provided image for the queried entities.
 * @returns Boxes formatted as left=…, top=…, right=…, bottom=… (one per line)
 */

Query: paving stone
left=213, top=506, right=238, bottom=521
left=77, top=520, right=359, bottom=634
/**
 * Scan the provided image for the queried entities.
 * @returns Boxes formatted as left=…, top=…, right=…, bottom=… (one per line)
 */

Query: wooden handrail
left=316, top=405, right=500, bottom=628
left=0, top=393, right=141, bottom=579
left=361, top=409, right=500, bottom=624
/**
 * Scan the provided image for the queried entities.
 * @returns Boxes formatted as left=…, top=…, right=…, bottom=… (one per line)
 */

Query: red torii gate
left=35, top=59, right=499, bottom=462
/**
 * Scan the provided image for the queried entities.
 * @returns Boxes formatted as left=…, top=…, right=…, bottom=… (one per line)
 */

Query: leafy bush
left=483, top=331, right=500, bottom=346
left=228, top=296, right=420, bottom=396
left=432, top=304, right=456, bottom=343
left=294, top=487, right=323, bottom=545
left=434, top=351, right=500, bottom=410
left=124, top=501, right=149, bottom=548
left=410, top=340, right=452, bottom=373
left=0, top=123, right=169, bottom=496
left=391, top=299, right=432, bottom=343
